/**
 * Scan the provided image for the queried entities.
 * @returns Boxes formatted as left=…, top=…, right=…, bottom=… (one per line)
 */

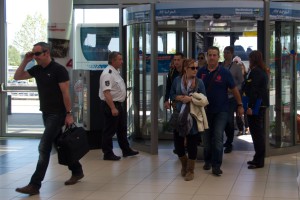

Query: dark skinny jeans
left=174, top=130, right=198, bottom=160
left=29, top=112, right=83, bottom=188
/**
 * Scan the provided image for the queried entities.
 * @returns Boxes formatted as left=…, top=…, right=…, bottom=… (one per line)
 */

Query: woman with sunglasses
left=197, top=52, right=207, bottom=68
left=170, top=58, right=207, bottom=181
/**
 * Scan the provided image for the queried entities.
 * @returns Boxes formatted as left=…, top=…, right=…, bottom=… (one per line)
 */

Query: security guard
left=99, top=51, right=139, bottom=160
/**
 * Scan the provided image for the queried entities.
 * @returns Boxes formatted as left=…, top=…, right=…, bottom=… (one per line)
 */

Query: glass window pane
left=6, top=0, right=48, bottom=86
left=5, top=0, right=48, bottom=135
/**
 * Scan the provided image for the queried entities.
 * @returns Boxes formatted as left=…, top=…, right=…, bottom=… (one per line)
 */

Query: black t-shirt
left=28, top=61, right=69, bottom=113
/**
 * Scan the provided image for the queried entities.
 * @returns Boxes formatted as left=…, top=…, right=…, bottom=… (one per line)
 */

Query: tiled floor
left=1, top=136, right=300, bottom=200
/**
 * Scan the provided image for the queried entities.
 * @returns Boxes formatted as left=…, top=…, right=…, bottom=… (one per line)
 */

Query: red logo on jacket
left=215, top=75, right=222, bottom=82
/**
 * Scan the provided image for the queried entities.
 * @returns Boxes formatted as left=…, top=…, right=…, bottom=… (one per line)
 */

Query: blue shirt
left=197, top=65, right=235, bottom=113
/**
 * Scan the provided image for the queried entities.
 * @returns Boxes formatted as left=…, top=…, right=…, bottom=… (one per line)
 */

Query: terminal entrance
left=124, top=2, right=300, bottom=155
left=124, top=4, right=261, bottom=154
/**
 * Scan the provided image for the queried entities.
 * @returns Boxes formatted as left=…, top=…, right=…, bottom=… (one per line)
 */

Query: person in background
left=164, top=52, right=185, bottom=154
left=14, top=42, right=84, bottom=195
left=170, top=58, right=207, bottom=181
left=233, top=56, right=250, bottom=136
left=197, top=52, right=207, bottom=68
left=197, top=46, right=244, bottom=176
left=164, top=52, right=185, bottom=110
left=222, top=46, right=244, bottom=154
left=99, top=51, right=139, bottom=161
left=233, top=56, right=247, bottom=77
left=242, top=50, right=269, bottom=169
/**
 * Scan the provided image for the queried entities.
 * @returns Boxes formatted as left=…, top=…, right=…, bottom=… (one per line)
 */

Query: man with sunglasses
left=14, top=42, right=84, bottom=195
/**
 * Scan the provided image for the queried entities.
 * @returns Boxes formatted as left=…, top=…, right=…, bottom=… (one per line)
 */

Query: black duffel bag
left=55, top=123, right=89, bottom=165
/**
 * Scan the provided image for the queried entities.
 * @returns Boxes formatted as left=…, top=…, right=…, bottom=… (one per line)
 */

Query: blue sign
left=145, top=54, right=173, bottom=74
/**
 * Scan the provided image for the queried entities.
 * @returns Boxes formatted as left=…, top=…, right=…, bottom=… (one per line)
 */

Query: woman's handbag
left=55, top=123, right=89, bottom=165
left=168, top=110, right=179, bottom=130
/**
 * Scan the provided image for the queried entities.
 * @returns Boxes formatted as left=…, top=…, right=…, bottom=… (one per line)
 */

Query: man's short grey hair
left=108, top=51, right=122, bottom=65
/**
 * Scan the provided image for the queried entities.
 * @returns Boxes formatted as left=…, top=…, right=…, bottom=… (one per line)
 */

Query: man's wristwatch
left=66, top=110, right=72, bottom=115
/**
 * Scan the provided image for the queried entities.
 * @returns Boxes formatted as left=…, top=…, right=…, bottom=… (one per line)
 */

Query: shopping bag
left=55, top=123, right=89, bottom=165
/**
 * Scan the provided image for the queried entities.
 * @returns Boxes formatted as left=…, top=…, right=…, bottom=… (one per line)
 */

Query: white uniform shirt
left=99, top=65, right=126, bottom=102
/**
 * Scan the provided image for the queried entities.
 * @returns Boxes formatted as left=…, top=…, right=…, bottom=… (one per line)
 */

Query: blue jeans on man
left=29, top=113, right=83, bottom=188
left=203, top=112, right=228, bottom=175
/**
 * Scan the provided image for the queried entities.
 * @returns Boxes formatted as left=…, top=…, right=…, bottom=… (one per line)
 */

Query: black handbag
left=168, top=110, right=179, bottom=130
left=55, top=123, right=89, bottom=166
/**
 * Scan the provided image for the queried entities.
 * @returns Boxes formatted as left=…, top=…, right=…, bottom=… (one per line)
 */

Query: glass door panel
left=157, top=31, right=179, bottom=141
left=127, top=23, right=152, bottom=152
left=3, top=0, right=48, bottom=136
left=280, top=22, right=295, bottom=147
left=269, top=21, right=297, bottom=147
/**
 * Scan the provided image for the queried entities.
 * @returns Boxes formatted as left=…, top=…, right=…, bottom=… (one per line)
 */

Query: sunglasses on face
left=33, top=50, right=47, bottom=56
left=198, top=57, right=204, bottom=60
left=188, top=66, right=199, bottom=70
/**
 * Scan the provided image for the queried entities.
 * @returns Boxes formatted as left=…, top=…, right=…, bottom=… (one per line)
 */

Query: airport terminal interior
left=1, top=137, right=300, bottom=200
left=1, top=0, right=300, bottom=199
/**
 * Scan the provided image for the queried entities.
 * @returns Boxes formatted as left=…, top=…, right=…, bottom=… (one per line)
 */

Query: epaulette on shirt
left=109, top=69, right=112, bottom=73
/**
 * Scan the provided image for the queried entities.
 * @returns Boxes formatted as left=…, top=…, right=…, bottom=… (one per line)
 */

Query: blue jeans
left=203, top=112, right=228, bottom=169
left=29, top=113, right=83, bottom=188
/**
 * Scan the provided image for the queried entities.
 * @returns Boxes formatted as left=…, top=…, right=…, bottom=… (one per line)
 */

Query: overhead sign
left=156, top=1, right=264, bottom=21
left=270, top=2, right=300, bottom=20
left=123, top=1, right=300, bottom=23
left=123, top=4, right=151, bottom=25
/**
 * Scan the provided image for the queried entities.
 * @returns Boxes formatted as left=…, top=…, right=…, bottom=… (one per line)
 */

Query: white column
left=48, top=0, right=73, bottom=64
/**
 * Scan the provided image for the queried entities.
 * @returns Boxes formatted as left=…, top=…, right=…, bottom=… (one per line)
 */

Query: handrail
left=1, top=83, right=38, bottom=93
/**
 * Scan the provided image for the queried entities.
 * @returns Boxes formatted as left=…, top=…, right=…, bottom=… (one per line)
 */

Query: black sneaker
left=247, top=160, right=258, bottom=165
left=203, top=163, right=211, bottom=170
left=224, top=146, right=232, bottom=153
left=248, top=164, right=264, bottom=169
left=212, top=168, right=223, bottom=176
left=103, top=154, right=121, bottom=161
left=123, top=150, right=139, bottom=157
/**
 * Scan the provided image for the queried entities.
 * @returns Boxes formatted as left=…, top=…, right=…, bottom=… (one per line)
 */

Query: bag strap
left=169, top=67, right=175, bottom=82
left=64, top=123, right=77, bottom=133
left=206, top=67, right=220, bottom=92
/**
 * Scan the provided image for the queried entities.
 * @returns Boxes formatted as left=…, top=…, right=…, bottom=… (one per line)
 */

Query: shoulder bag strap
left=206, top=67, right=220, bottom=92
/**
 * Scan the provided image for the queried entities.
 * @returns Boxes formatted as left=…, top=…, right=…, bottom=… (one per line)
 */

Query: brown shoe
left=64, top=173, right=84, bottom=185
left=16, top=184, right=40, bottom=195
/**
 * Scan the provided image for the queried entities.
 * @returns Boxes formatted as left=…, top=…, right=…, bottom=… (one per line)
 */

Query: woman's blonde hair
left=181, top=58, right=195, bottom=75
